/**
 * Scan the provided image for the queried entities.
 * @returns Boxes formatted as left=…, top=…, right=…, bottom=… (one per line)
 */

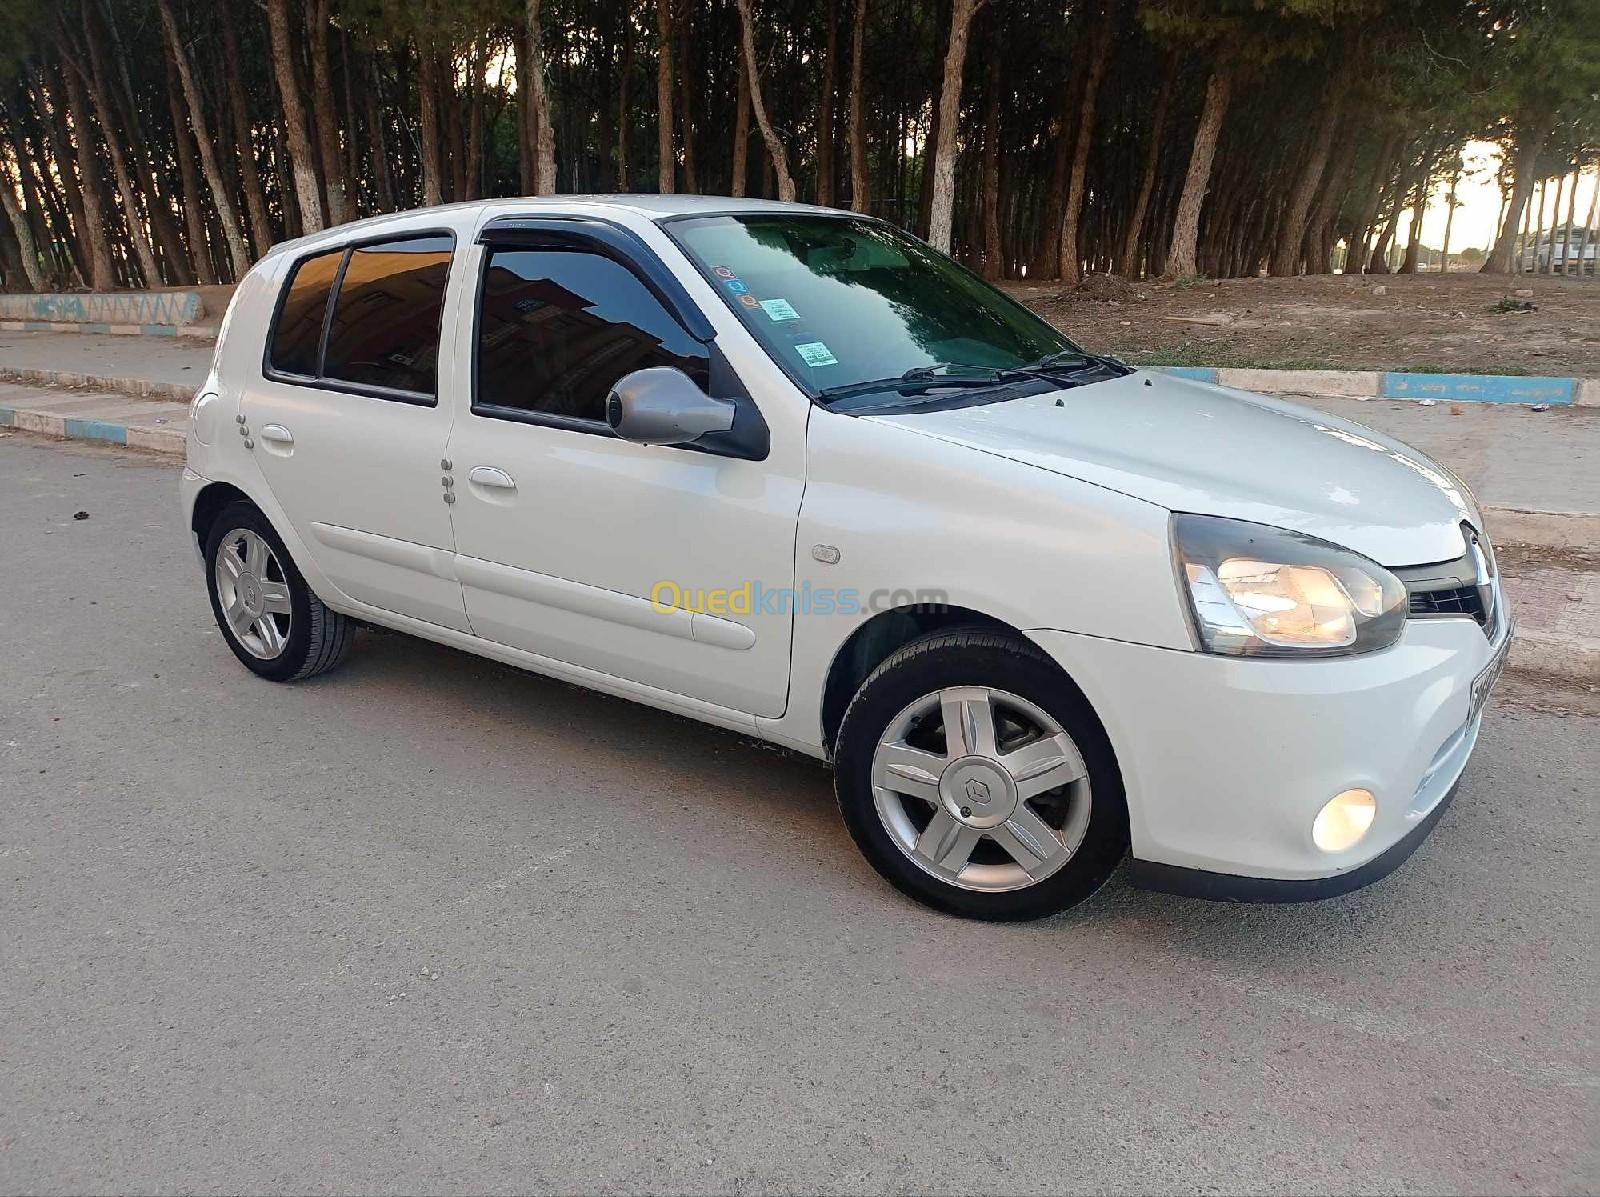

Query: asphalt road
left=1, top=435, right=1595, bottom=1196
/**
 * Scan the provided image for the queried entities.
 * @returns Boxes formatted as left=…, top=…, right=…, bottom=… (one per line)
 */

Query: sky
left=1399, top=140, right=1600, bottom=254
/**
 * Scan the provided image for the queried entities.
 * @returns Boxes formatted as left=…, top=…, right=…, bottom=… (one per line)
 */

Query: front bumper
left=1029, top=602, right=1510, bottom=899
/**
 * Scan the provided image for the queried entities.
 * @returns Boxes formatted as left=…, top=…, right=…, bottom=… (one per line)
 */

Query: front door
left=241, top=233, right=469, bottom=631
left=444, top=235, right=804, bottom=717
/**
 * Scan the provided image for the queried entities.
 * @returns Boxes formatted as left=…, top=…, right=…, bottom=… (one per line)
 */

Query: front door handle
left=260, top=424, right=294, bottom=446
left=467, top=465, right=517, bottom=491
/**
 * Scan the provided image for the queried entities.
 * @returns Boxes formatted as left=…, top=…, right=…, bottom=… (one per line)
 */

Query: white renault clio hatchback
left=182, top=196, right=1512, bottom=920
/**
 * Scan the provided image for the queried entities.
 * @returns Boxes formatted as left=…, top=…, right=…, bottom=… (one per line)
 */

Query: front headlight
left=1172, top=514, right=1407, bottom=657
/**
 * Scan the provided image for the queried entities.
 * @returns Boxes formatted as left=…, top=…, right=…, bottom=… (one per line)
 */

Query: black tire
left=834, top=629, right=1128, bottom=921
left=203, top=500, right=354, bottom=682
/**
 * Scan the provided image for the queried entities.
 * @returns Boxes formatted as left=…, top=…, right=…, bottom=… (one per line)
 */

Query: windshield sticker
left=738, top=293, right=760, bottom=308
left=795, top=341, right=839, bottom=368
left=712, top=265, right=736, bottom=279
left=724, top=279, right=749, bottom=294
left=759, top=298, right=799, bottom=322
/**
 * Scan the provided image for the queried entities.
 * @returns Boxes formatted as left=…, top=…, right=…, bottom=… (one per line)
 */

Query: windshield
left=668, top=213, right=1085, bottom=399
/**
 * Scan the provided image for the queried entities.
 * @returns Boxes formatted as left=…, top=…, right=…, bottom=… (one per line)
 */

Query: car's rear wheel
left=834, top=629, right=1127, bottom=920
left=204, top=501, right=354, bottom=682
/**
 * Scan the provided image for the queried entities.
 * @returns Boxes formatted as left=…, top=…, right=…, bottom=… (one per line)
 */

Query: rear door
left=242, top=231, right=470, bottom=630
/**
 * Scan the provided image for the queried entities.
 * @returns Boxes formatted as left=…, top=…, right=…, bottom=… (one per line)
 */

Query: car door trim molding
left=309, top=522, right=459, bottom=582
left=454, top=553, right=756, bottom=651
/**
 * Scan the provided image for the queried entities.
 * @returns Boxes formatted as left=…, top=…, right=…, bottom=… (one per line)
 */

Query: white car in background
left=181, top=196, right=1511, bottom=920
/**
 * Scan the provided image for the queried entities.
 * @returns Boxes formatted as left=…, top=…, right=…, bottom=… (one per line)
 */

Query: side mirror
left=605, top=367, right=736, bottom=446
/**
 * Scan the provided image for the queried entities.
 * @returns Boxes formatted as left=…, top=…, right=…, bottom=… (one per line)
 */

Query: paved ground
left=1, top=437, right=1596, bottom=1195
left=0, top=330, right=212, bottom=389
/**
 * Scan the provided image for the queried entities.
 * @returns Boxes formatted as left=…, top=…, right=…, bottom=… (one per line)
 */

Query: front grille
left=1408, top=584, right=1487, bottom=622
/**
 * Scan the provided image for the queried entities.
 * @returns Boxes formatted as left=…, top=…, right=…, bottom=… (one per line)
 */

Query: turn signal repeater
left=1313, top=788, right=1377, bottom=853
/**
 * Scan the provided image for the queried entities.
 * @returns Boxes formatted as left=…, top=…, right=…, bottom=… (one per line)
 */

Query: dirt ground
left=1007, top=271, right=1600, bottom=377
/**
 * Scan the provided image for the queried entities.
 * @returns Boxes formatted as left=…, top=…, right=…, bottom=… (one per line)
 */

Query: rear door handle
left=260, top=424, right=294, bottom=446
left=467, top=466, right=517, bottom=491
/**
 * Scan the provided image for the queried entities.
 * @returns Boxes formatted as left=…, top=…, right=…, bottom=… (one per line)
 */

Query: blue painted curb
left=1151, top=365, right=1579, bottom=406
left=62, top=417, right=128, bottom=444
left=1380, top=372, right=1574, bottom=405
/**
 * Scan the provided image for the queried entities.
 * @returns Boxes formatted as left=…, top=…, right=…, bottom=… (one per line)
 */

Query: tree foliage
left=0, top=0, right=1594, bottom=290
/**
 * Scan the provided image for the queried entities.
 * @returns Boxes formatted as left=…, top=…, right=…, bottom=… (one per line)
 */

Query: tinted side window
left=476, top=247, right=709, bottom=423
left=323, top=235, right=454, bottom=397
left=269, top=249, right=341, bottom=377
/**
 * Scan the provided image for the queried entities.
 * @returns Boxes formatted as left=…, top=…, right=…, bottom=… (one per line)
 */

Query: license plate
left=1470, top=625, right=1513, bottom=719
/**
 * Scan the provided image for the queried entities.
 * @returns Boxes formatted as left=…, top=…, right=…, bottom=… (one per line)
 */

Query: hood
left=869, top=371, right=1477, bottom=566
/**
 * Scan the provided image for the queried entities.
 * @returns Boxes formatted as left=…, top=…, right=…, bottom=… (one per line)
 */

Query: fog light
left=1313, top=788, right=1377, bottom=853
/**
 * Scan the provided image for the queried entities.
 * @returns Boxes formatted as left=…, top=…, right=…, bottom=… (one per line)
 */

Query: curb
left=0, top=366, right=193, bottom=403
left=0, top=319, right=217, bottom=340
left=0, top=403, right=184, bottom=455
left=1508, top=629, right=1600, bottom=687
left=1155, top=365, right=1600, bottom=408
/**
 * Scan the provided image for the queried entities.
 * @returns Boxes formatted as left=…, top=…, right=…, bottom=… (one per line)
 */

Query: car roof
left=263, top=195, right=850, bottom=260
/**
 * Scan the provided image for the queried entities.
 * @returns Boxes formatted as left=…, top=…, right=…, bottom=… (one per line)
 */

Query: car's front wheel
left=834, top=629, right=1127, bottom=920
left=203, top=501, right=354, bottom=682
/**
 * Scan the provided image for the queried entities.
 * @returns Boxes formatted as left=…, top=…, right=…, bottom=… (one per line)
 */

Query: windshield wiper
left=1018, top=349, right=1127, bottom=377
left=818, top=362, right=1032, bottom=404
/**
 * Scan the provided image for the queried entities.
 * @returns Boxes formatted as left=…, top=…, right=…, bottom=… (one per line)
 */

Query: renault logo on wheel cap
left=964, top=777, right=992, bottom=806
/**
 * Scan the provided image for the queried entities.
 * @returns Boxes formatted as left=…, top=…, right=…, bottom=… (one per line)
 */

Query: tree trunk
left=1484, top=122, right=1547, bottom=273
left=156, top=0, right=250, bottom=279
left=306, top=0, right=348, bottom=224
left=1531, top=178, right=1547, bottom=273
left=0, top=159, right=45, bottom=290
left=366, top=53, right=396, bottom=212
left=677, top=0, right=698, bottom=192
left=263, top=0, right=324, bottom=233
left=734, top=0, right=795, bottom=201
left=1269, top=78, right=1346, bottom=276
left=656, top=0, right=675, bottom=193
left=417, top=50, right=445, bottom=206
left=979, top=49, right=1002, bottom=279
left=215, top=4, right=273, bottom=255
left=1575, top=161, right=1599, bottom=279
left=466, top=40, right=485, bottom=199
left=527, top=0, right=558, bottom=194
left=1162, top=43, right=1235, bottom=279
left=1119, top=53, right=1175, bottom=278
left=1302, top=125, right=1358, bottom=274
left=52, top=58, right=116, bottom=289
left=848, top=0, right=869, bottom=212
left=1439, top=160, right=1459, bottom=273
left=1344, top=131, right=1401, bottom=275
left=1559, top=167, right=1579, bottom=274
left=616, top=12, right=632, bottom=190
left=926, top=0, right=981, bottom=254
left=1058, top=4, right=1113, bottom=282
left=1367, top=192, right=1402, bottom=274
left=1399, top=156, right=1431, bottom=274
left=163, top=56, right=213, bottom=284
left=816, top=0, right=839, bottom=205
left=72, top=14, right=161, bottom=285
left=731, top=45, right=750, bottom=197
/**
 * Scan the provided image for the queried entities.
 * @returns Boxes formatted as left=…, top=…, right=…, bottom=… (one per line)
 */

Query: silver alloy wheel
left=870, top=686, right=1092, bottom=893
left=214, top=528, right=293, bottom=660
